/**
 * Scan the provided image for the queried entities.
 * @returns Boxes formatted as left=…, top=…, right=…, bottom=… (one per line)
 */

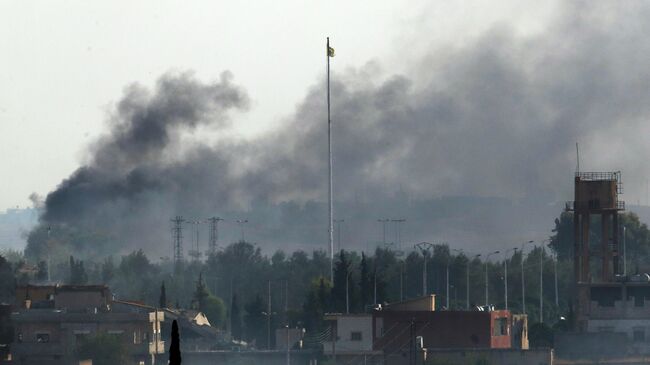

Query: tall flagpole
left=327, top=37, right=334, bottom=283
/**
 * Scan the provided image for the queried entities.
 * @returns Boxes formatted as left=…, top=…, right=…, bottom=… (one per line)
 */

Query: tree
left=244, top=294, right=266, bottom=347
left=203, top=295, right=227, bottom=328
left=69, top=256, right=88, bottom=285
left=0, top=256, right=15, bottom=302
left=360, top=253, right=372, bottom=310
left=331, top=250, right=357, bottom=312
left=231, top=293, right=243, bottom=340
left=36, top=261, right=47, bottom=281
left=302, top=277, right=331, bottom=334
left=529, top=322, right=554, bottom=348
left=77, top=333, right=129, bottom=365
left=101, top=257, right=115, bottom=283
left=160, top=281, right=167, bottom=308
left=169, top=320, right=181, bottom=365
left=193, top=272, right=209, bottom=311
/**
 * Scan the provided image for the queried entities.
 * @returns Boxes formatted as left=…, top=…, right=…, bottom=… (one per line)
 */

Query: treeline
left=3, top=211, right=650, bottom=348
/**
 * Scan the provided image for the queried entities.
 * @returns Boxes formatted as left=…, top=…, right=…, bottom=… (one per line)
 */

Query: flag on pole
left=328, top=45, right=335, bottom=57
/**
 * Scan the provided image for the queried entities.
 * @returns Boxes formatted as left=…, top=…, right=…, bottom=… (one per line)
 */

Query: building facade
left=10, top=285, right=164, bottom=365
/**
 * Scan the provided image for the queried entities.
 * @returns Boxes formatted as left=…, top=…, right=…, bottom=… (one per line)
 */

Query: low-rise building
left=373, top=309, right=513, bottom=352
left=0, top=304, right=12, bottom=364
left=113, top=300, right=225, bottom=351
left=322, top=314, right=382, bottom=365
left=10, top=285, right=164, bottom=365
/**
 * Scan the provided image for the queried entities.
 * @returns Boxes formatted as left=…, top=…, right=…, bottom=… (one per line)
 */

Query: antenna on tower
left=171, top=216, right=185, bottom=273
left=576, top=142, right=580, bottom=173
left=207, top=217, right=224, bottom=255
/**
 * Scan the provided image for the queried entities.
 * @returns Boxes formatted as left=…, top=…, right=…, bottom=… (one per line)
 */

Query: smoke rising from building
left=26, top=3, right=650, bottom=258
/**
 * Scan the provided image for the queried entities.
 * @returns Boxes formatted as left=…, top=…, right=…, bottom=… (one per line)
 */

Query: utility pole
left=504, top=248, right=518, bottom=311
left=623, top=225, right=627, bottom=275
left=415, top=242, right=434, bottom=296
left=446, top=263, right=450, bottom=309
left=286, top=325, right=290, bottom=365
left=554, top=250, right=558, bottom=307
left=530, top=240, right=549, bottom=322
left=326, top=37, right=335, bottom=284
left=521, top=240, right=534, bottom=314
left=236, top=219, right=248, bottom=242
left=400, top=262, right=405, bottom=301
left=485, top=251, right=500, bottom=307
left=373, top=267, right=377, bottom=305
left=46, top=226, right=51, bottom=282
left=171, top=216, right=185, bottom=274
left=469, top=254, right=480, bottom=309
left=268, top=280, right=272, bottom=349
left=346, top=268, right=356, bottom=314
left=207, top=217, right=224, bottom=255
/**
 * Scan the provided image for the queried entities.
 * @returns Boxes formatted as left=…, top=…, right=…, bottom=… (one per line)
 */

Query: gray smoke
left=26, top=3, right=650, bottom=258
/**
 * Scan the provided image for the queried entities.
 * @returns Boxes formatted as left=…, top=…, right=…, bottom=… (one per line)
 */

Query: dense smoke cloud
left=26, top=3, right=650, bottom=258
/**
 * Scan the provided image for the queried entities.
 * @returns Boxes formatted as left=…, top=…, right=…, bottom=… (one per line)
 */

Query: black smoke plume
left=26, top=3, right=650, bottom=258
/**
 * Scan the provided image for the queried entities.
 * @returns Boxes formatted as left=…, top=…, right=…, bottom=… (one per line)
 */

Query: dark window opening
left=493, top=318, right=508, bottom=336
left=591, top=286, right=622, bottom=307
left=350, top=332, right=362, bottom=341
left=36, top=333, right=49, bottom=343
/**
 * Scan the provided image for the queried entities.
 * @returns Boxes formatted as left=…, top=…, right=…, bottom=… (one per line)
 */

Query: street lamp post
left=539, top=245, right=544, bottom=323
left=446, top=263, right=450, bottom=309
left=521, top=240, right=534, bottom=314
left=504, top=248, right=518, bottom=311
left=623, top=226, right=627, bottom=275
left=345, top=267, right=357, bottom=314
left=469, top=254, right=480, bottom=309
left=554, top=250, right=559, bottom=307
left=485, top=251, right=500, bottom=307
left=415, top=242, right=434, bottom=296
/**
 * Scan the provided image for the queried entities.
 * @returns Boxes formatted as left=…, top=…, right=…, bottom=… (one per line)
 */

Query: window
left=36, top=333, right=50, bottom=343
left=350, top=331, right=362, bottom=341
left=493, top=318, right=508, bottom=336
left=633, top=328, right=645, bottom=342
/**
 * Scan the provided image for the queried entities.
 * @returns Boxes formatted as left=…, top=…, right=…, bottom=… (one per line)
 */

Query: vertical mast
left=327, top=37, right=334, bottom=282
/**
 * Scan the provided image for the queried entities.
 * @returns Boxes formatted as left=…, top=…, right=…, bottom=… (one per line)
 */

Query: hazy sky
left=0, top=0, right=559, bottom=211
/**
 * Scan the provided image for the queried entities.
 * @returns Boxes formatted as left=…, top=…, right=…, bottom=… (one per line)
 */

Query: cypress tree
left=159, top=281, right=167, bottom=308
left=169, top=319, right=181, bottom=365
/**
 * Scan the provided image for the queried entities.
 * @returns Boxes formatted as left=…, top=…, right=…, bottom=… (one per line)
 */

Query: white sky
left=0, top=0, right=558, bottom=211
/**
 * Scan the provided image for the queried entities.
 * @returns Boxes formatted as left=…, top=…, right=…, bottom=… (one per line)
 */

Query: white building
left=322, top=314, right=375, bottom=355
